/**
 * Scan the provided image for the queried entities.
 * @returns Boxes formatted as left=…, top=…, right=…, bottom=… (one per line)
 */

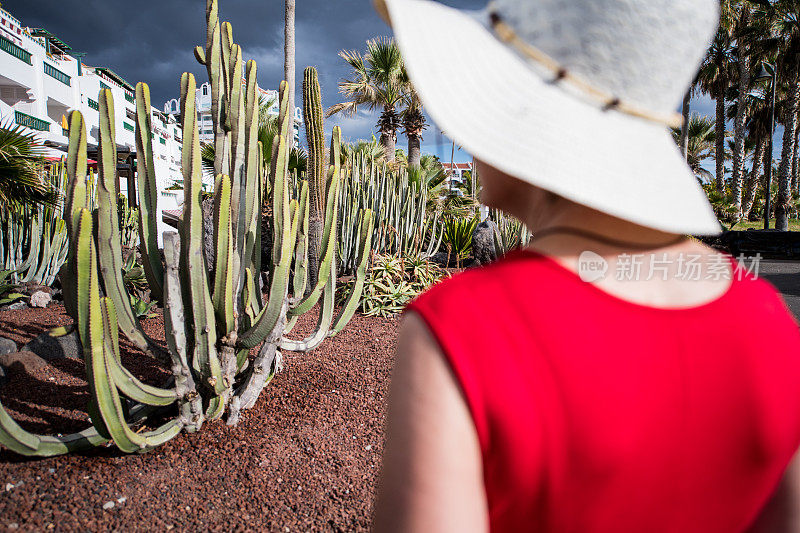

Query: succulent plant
left=337, top=152, right=441, bottom=275
left=0, top=162, right=72, bottom=288
left=0, top=0, right=373, bottom=456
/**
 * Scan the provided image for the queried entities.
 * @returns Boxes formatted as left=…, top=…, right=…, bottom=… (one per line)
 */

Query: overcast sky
left=6, top=0, right=488, bottom=162
left=5, top=0, right=778, bottom=168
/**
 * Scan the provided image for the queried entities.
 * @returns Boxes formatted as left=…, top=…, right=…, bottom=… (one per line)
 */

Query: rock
left=22, top=330, right=81, bottom=361
left=17, top=283, right=51, bottom=297
left=0, top=302, right=27, bottom=311
left=0, top=351, right=48, bottom=375
left=102, top=501, right=115, bottom=511
left=472, top=220, right=500, bottom=266
left=29, top=291, right=52, bottom=308
left=0, top=337, right=17, bottom=355
left=0, top=365, right=6, bottom=386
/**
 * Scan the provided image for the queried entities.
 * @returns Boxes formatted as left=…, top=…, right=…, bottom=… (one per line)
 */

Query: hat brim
left=381, top=0, right=722, bottom=236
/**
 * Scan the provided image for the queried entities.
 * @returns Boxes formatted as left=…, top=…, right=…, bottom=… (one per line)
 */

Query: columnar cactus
left=303, top=66, right=326, bottom=291
left=0, top=163, right=71, bottom=287
left=0, top=0, right=373, bottom=456
left=337, top=152, right=441, bottom=273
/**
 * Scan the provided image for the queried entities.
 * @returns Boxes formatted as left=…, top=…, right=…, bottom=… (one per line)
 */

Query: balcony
left=43, top=62, right=71, bottom=86
left=123, top=121, right=134, bottom=132
left=0, top=35, right=32, bottom=65
left=15, top=110, right=49, bottom=131
left=125, top=92, right=135, bottom=104
left=87, top=98, right=99, bottom=111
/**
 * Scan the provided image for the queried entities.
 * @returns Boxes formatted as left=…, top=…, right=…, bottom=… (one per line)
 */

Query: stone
left=0, top=351, right=48, bottom=375
left=0, top=337, right=17, bottom=356
left=22, top=330, right=81, bottom=361
left=0, top=365, right=6, bottom=386
left=472, top=220, right=500, bottom=266
left=29, top=291, right=52, bottom=308
left=102, top=501, right=115, bottom=511
left=1, top=302, right=27, bottom=311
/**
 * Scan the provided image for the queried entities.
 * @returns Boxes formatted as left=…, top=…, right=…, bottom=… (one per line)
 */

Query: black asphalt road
left=757, top=260, right=800, bottom=319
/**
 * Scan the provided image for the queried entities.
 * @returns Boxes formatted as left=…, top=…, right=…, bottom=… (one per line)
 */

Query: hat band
left=489, top=11, right=684, bottom=129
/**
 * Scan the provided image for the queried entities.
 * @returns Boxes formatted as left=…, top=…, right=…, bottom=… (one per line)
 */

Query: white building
left=441, top=161, right=474, bottom=191
left=0, top=7, right=184, bottom=246
left=164, top=82, right=302, bottom=146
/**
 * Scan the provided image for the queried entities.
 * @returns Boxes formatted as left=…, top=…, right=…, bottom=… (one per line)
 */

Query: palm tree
left=731, top=0, right=756, bottom=217
left=328, top=37, right=405, bottom=163
left=679, top=82, right=696, bottom=160
left=399, top=65, right=427, bottom=169
left=698, top=1, right=737, bottom=194
left=672, top=113, right=717, bottom=178
left=0, top=123, right=57, bottom=212
left=409, top=154, right=447, bottom=202
left=284, top=0, right=295, bottom=151
left=754, top=0, right=800, bottom=230
left=341, top=135, right=386, bottom=169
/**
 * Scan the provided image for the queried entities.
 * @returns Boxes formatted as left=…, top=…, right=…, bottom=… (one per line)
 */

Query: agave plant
left=442, top=215, right=478, bottom=268
left=341, top=254, right=447, bottom=317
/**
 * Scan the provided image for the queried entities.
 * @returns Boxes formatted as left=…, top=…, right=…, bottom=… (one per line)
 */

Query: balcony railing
left=123, top=121, right=134, bottom=132
left=43, top=62, right=71, bottom=86
left=125, top=92, right=135, bottom=103
left=0, top=34, right=32, bottom=65
left=15, top=110, right=49, bottom=132
left=87, top=98, right=99, bottom=111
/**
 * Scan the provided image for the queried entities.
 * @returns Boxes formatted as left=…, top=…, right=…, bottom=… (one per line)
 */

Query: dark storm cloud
left=5, top=0, right=484, bottom=157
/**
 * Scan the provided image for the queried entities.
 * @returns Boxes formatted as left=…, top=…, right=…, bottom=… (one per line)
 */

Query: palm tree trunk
left=450, top=140, right=455, bottom=193
left=732, top=20, right=750, bottom=217
left=680, top=90, right=691, bottom=160
left=742, top=137, right=766, bottom=219
left=284, top=0, right=296, bottom=151
left=714, top=71, right=727, bottom=195
left=379, top=105, right=397, bottom=163
left=381, top=131, right=396, bottom=163
left=408, top=134, right=421, bottom=168
left=775, top=79, right=800, bottom=231
left=791, top=117, right=799, bottom=193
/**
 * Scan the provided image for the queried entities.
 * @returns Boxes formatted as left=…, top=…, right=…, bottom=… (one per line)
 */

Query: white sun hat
left=375, top=0, right=722, bottom=235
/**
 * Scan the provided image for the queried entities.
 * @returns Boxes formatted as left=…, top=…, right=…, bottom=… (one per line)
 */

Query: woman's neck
left=521, top=200, right=684, bottom=255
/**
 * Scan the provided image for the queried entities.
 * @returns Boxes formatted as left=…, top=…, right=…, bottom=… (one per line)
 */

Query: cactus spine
left=0, top=0, right=374, bottom=456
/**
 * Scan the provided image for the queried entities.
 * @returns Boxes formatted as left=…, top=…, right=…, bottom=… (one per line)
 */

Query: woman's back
left=406, top=250, right=800, bottom=532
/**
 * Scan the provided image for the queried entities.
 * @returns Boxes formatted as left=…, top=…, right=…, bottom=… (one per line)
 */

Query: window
left=202, top=84, right=208, bottom=96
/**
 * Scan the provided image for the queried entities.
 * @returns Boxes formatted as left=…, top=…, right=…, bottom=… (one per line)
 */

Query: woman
left=372, top=0, right=800, bottom=531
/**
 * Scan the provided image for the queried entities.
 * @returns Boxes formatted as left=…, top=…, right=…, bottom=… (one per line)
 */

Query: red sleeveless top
left=406, top=250, right=800, bottom=532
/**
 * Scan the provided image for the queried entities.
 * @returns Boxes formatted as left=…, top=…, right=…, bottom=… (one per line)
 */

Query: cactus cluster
left=0, top=0, right=373, bottom=456
left=0, top=163, right=73, bottom=287
left=338, top=152, right=441, bottom=274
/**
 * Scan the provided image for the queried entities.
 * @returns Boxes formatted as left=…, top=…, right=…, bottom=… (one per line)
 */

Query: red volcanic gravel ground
left=0, top=303, right=399, bottom=531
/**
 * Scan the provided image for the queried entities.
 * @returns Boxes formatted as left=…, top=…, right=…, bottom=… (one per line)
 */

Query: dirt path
left=0, top=304, right=398, bottom=531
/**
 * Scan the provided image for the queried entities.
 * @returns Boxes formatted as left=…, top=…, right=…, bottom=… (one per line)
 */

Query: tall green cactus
left=303, top=66, right=326, bottom=291
left=0, top=0, right=374, bottom=456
